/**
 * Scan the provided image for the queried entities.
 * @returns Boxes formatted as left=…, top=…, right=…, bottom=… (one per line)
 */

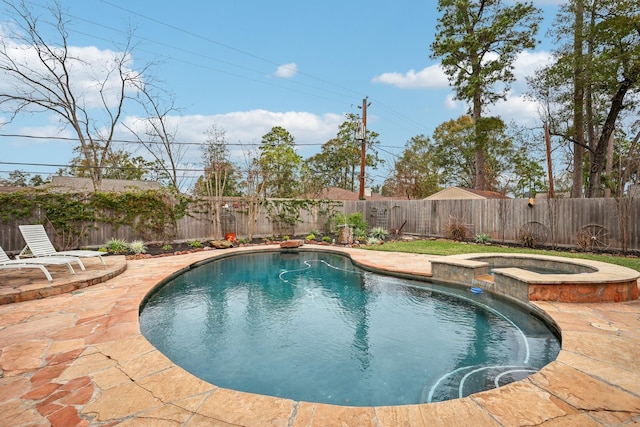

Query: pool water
left=490, top=266, right=576, bottom=275
left=139, top=251, right=560, bottom=407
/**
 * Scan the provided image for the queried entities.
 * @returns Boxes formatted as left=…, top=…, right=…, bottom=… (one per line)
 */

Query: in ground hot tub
left=430, top=253, right=639, bottom=303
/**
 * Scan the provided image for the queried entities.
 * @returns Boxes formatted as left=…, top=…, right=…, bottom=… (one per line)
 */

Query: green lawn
left=366, top=239, right=640, bottom=272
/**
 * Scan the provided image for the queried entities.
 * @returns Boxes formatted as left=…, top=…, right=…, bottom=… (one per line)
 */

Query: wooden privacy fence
left=340, top=197, right=638, bottom=252
left=0, top=197, right=638, bottom=253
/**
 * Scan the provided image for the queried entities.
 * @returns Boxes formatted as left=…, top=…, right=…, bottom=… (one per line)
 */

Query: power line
left=0, top=133, right=404, bottom=150
left=91, top=1, right=427, bottom=134
left=0, top=161, right=206, bottom=173
left=0, top=133, right=320, bottom=146
left=98, top=0, right=366, bottom=100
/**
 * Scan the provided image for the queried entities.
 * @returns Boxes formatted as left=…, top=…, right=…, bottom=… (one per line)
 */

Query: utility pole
left=358, top=97, right=368, bottom=200
left=544, top=122, right=555, bottom=198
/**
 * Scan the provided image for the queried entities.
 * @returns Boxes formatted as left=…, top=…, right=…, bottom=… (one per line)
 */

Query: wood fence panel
left=0, top=197, right=638, bottom=253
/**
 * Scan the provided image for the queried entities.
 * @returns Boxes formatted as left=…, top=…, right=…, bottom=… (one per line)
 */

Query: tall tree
left=383, top=134, right=440, bottom=199
left=123, top=84, right=188, bottom=193
left=571, top=0, right=586, bottom=198
left=305, top=113, right=381, bottom=193
left=528, top=0, right=640, bottom=197
left=431, top=0, right=541, bottom=190
left=584, top=0, right=640, bottom=197
left=0, top=0, right=150, bottom=191
left=195, top=124, right=240, bottom=198
left=256, top=126, right=302, bottom=198
left=432, top=115, right=518, bottom=191
left=61, top=145, right=166, bottom=182
left=194, top=124, right=240, bottom=238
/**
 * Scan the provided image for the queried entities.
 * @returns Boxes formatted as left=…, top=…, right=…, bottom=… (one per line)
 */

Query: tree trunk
left=571, top=0, right=585, bottom=198
left=586, top=78, right=631, bottom=197
left=604, top=132, right=615, bottom=198
left=473, top=77, right=485, bottom=191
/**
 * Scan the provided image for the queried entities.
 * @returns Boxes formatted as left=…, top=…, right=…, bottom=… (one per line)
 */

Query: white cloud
left=487, top=92, right=543, bottom=126
left=120, top=109, right=344, bottom=166
left=273, top=63, right=298, bottom=78
left=512, top=50, right=553, bottom=81
left=428, top=50, right=553, bottom=124
left=444, top=94, right=463, bottom=111
left=371, top=64, right=449, bottom=89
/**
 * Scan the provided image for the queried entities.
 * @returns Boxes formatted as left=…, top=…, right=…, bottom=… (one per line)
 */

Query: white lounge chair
left=0, top=246, right=77, bottom=282
left=18, top=224, right=105, bottom=268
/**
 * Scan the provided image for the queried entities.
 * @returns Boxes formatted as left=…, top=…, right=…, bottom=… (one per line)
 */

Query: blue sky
left=1, top=0, right=563, bottom=190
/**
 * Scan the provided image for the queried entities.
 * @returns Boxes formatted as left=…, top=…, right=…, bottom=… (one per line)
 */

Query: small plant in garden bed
left=367, top=236, right=382, bottom=245
left=128, top=240, right=147, bottom=255
left=445, top=216, right=471, bottom=242
left=369, top=227, right=389, bottom=241
left=305, top=233, right=316, bottom=241
left=162, top=244, right=173, bottom=251
left=475, top=233, right=491, bottom=244
left=106, top=238, right=128, bottom=254
left=187, top=240, right=203, bottom=248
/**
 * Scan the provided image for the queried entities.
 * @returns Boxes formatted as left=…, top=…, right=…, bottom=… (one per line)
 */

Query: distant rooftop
left=425, top=186, right=509, bottom=200
left=308, top=187, right=396, bottom=201
left=39, top=176, right=163, bottom=193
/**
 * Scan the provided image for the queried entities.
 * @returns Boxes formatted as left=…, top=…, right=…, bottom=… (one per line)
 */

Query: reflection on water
left=140, top=251, right=560, bottom=406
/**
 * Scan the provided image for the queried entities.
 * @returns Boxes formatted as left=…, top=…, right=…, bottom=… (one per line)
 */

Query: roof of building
left=38, top=176, right=163, bottom=193
left=424, top=186, right=509, bottom=200
left=308, top=187, right=396, bottom=201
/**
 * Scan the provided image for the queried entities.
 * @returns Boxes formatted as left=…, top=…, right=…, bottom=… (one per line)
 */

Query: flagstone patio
left=0, top=246, right=639, bottom=426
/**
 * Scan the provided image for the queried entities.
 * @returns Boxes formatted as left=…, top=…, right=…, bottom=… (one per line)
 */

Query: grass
left=367, top=239, right=640, bottom=272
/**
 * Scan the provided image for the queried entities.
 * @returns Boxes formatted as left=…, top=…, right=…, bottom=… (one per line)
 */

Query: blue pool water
left=139, top=251, right=560, bottom=406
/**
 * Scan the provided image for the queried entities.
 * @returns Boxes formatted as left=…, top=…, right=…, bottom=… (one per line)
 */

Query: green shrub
left=353, top=228, right=368, bottom=242
left=128, top=240, right=147, bottom=255
left=162, top=244, right=173, bottom=251
left=106, top=238, right=128, bottom=254
left=369, top=227, right=389, bottom=240
left=322, top=236, right=332, bottom=243
left=367, top=236, right=381, bottom=245
left=305, top=233, right=316, bottom=241
left=187, top=240, right=203, bottom=248
left=474, top=233, right=491, bottom=244
left=333, top=212, right=368, bottom=237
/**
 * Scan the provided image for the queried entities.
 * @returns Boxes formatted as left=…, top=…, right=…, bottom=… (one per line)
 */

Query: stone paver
left=0, top=245, right=639, bottom=426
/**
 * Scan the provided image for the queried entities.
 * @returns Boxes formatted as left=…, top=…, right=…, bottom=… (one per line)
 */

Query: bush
left=445, top=216, right=471, bottom=242
left=128, top=240, right=147, bottom=255
left=106, top=238, right=128, bottom=254
left=333, top=212, right=368, bottom=237
left=187, top=240, right=203, bottom=248
left=162, top=244, right=173, bottom=251
left=369, top=227, right=389, bottom=241
left=353, top=228, right=368, bottom=242
left=367, top=236, right=381, bottom=245
left=305, top=233, right=316, bottom=241
left=474, top=233, right=491, bottom=244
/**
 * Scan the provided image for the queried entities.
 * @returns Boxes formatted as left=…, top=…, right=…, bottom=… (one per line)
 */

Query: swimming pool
left=139, top=251, right=560, bottom=407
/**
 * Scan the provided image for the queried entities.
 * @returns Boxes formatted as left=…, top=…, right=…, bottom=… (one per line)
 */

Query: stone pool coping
left=0, top=245, right=639, bottom=426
